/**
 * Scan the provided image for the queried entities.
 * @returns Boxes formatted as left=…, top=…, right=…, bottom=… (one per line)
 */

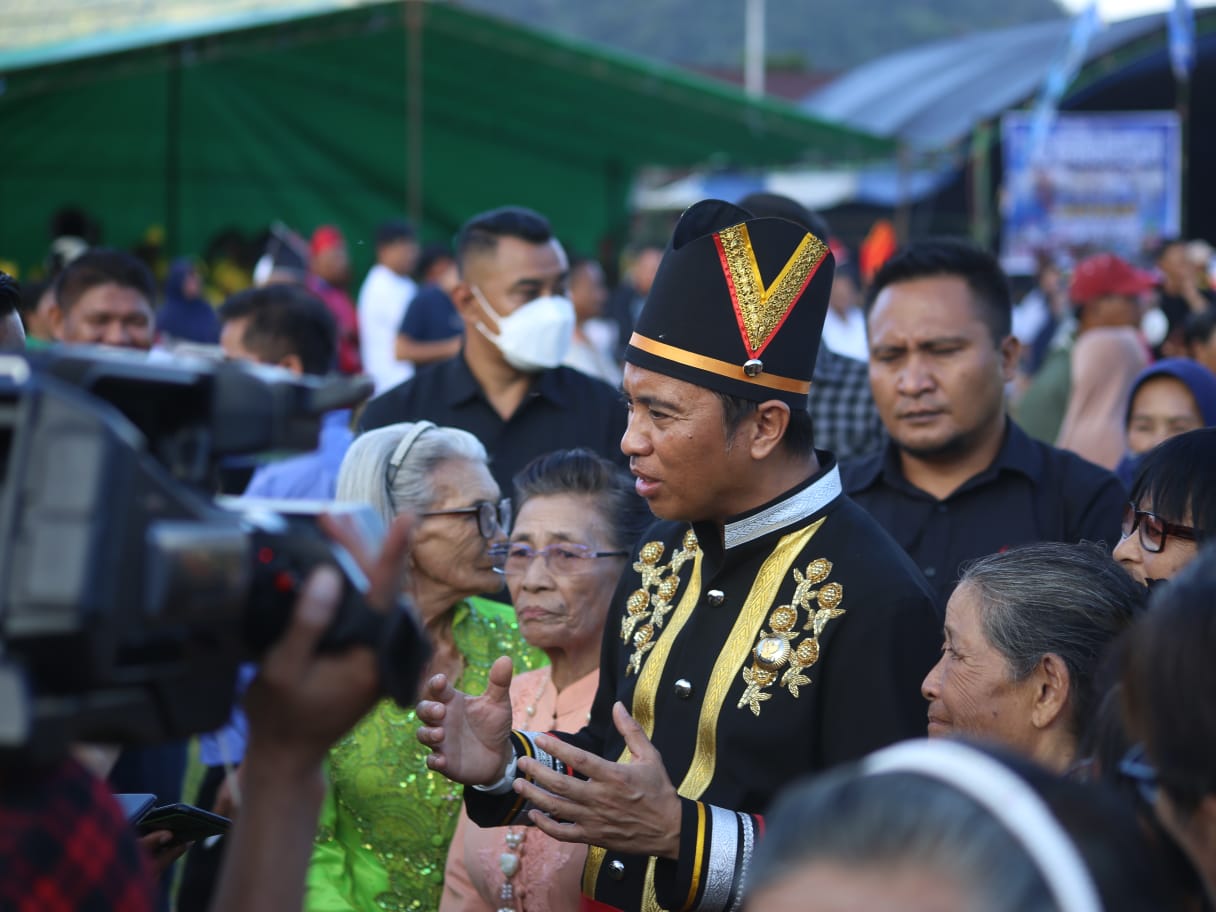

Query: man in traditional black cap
left=416, top=200, right=940, bottom=911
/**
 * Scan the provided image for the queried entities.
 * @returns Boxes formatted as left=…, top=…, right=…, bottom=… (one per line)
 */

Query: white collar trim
left=724, top=465, right=842, bottom=550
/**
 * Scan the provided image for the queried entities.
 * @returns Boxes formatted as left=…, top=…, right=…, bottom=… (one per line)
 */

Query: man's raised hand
left=416, top=654, right=516, bottom=785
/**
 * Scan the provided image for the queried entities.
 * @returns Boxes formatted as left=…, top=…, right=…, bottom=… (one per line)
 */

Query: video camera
left=0, top=348, right=429, bottom=763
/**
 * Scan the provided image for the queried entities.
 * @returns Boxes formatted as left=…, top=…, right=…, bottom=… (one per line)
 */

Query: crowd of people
left=1, top=192, right=1215, bottom=912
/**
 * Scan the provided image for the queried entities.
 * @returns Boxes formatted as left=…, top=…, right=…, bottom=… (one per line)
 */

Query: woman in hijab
left=158, top=258, right=220, bottom=345
left=1114, top=359, right=1216, bottom=487
left=1056, top=327, right=1149, bottom=470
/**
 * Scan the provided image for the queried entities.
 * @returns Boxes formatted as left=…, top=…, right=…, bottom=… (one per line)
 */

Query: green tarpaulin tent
left=0, top=0, right=890, bottom=275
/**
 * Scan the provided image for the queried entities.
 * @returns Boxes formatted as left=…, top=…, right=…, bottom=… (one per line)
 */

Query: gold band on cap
left=628, top=333, right=811, bottom=395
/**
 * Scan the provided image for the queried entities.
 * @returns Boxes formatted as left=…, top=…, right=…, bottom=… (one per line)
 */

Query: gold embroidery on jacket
left=622, top=530, right=699, bottom=677
left=737, top=556, right=845, bottom=716
left=587, top=533, right=702, bottom=901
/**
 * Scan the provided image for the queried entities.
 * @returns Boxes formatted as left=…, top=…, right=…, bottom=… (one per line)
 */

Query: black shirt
left=1159, top=288, right=1216, bottom=337
left=841, top=419, right=1126, bottom=606
left=358, top=354, right=628, bottom=494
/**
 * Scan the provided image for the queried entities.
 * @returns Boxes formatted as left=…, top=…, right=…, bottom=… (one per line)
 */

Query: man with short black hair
left=358, top=219, right=419, bottom=394
left=50, top=248, right=156, bottom=350
left=843, top=238, right=1125, bottom=607
left=360, top=206, right=626, bottom=493
left=217, top=284, right=351, bottom=501
left=220, top=283, right=338, bottom=378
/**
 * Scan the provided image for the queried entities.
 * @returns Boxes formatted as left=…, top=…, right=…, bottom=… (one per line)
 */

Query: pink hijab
left=1056, top=327, right=1150, bottom=469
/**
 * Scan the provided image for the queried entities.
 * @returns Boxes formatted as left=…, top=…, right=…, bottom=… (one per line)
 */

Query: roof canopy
left=0, top=0, right=889, bottom=272
left=804, top=13, right=1175, bottom=152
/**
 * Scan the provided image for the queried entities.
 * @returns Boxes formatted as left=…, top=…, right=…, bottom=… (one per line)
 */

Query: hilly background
left=455, top=0, right=1066, bottom=72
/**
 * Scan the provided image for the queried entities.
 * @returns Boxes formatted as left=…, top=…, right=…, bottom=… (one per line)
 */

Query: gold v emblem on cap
left=714, top=223, right=828, bottom=358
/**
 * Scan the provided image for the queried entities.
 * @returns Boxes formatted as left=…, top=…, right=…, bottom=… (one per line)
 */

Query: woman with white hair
left=305, top=421, right=543, bottom=912
left=744, top=740, right=1176, bottom=911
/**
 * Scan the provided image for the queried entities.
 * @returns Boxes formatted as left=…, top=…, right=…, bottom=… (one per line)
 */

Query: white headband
left=864, top=741, right=1103, bottom=912
left=387, top=420, right=438, bottom=482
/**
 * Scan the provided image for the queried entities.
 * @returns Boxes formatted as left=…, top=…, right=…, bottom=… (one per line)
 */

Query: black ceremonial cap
left=625, top=199, right=834, bottom=408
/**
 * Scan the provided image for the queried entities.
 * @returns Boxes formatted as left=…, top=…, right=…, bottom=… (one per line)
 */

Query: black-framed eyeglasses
left=420, top=498, right=512, bottom=540
left=1121, top=502, right=1200, bottom=553
left=489, top=542, right=628, bottom=576
left=1118, top=742, right=1160, bottom=807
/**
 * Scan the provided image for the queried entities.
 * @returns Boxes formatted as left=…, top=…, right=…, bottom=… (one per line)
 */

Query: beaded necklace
left=498, top=669, right=553, bottom=912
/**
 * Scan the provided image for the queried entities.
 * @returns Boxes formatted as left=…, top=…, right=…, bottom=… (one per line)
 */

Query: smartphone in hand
left=134, top=802, right=231, bottom=848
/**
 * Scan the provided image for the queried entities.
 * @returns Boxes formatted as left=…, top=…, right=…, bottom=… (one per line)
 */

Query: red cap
left=1069, top=253, right=1156, bottom=304
left=310, top=225, right=345, bottom=257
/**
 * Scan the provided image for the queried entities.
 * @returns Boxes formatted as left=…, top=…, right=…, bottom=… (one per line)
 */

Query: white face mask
left=472, top=285, right=575, bottom=373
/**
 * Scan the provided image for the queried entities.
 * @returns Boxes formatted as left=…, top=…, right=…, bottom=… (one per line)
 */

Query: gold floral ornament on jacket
left=621, top=530, right=699, bottom=676
left=738, top=557, right=845, bottom=715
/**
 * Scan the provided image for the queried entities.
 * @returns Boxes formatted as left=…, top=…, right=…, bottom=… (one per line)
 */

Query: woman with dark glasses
left=304, top=421, right=545, bottom=912
left=1113, top=428, right=1216, bottom=587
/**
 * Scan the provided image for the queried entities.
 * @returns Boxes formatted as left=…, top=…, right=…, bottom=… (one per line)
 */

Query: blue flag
left=1029, top=1, right=1103, bottom=163
left=1169, top=0, right=1195, bottom=82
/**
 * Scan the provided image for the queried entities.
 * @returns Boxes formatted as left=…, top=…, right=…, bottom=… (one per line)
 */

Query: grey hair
left=747, top=770, right=1057, bottom=911
left=959, top=541, right=1146, bottom=735
left=336, top=421, right=488, bottom=528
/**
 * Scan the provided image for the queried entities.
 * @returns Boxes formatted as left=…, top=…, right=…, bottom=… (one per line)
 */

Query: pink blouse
left=440, top=667, right=599, bottom=912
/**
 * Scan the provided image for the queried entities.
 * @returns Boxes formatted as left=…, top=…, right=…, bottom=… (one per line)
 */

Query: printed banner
left=1000, top=111, right=1181, bottom=274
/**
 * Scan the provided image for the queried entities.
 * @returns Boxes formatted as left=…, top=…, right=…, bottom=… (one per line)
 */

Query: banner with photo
left=1000, top=111, right=1181, bottom=274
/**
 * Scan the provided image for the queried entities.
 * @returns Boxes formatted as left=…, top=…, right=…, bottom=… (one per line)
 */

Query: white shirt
left=357, top=263, right=417, bottom=393
left=563, top=318, right=621, bottom=385
left=821, top=307, right=869, bottom=362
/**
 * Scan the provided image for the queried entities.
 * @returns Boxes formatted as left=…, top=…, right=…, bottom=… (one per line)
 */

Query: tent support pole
left=165, top=42, right=182, bottom=258
left=406, top=0, right=424, bottom=228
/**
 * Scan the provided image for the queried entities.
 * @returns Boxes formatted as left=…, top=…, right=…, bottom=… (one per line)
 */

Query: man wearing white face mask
left=359, top=206, right=628, bottom=494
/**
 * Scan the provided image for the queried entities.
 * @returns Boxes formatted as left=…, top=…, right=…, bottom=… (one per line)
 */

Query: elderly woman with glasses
left=305, top=421, right=544, bottom=912
left=441, top=448, right=650, bottom=912
left=1113, top=427, right=1216, bottom=587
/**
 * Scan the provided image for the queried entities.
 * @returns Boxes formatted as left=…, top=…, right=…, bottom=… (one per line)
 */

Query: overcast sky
left=1059, top=0, right=1214, bottom=19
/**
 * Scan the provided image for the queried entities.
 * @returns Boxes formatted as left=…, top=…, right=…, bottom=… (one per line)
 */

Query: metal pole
left=1177, top=75, right=1189, bottom=236
left=406, top=0, right=424, bottom=227
left=744, top=0, right=765, bottom=97
left=165, top=42, right=182, bottom=258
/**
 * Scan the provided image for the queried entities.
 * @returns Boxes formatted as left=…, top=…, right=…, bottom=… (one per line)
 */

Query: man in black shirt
left=842, top=239, right=1125, bottom=606
left=360, top=207, right=626, bottom=493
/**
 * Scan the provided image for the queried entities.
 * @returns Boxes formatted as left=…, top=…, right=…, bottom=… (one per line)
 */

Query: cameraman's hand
left=243, top=513, right=413, bottom=775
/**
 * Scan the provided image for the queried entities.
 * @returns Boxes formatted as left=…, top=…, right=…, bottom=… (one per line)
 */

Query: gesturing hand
left=513, top=702, right=682, bottom=860
left=416, top=655, right=516, bottom=786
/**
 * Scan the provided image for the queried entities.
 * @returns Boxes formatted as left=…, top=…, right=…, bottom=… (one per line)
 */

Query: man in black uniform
left=416, top=200, right=941, bottom=911
left=359, top=206, right=626, bottom=493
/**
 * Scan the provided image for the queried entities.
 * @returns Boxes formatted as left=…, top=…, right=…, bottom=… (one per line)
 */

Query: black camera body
left=0, top=349, right=429, bottom=762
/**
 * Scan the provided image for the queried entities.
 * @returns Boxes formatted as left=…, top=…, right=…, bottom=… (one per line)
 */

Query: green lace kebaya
left=305, top=597, right=545, bottom=912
